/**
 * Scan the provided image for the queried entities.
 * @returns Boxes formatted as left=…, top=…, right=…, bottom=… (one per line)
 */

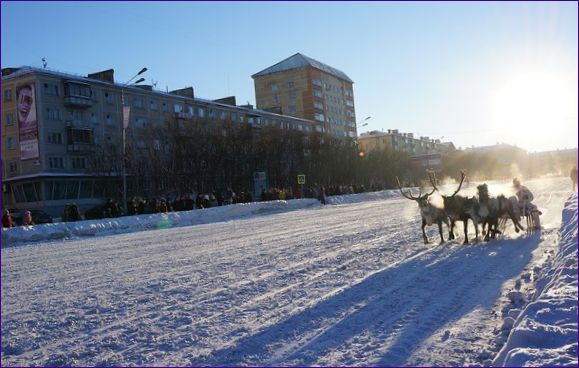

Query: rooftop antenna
left=151, top=79, right=158, bottom=89
left=41, top=57, right=47, bottom=69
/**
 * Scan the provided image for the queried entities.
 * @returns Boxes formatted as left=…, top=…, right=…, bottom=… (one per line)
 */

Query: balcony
left=175, top=111, right=194, bottom=120
left=66, top=142, right=96, bottom=153
left=63, top=80, right=93, bottom=109
left=64, top=95, right=93, bottom=108
left=66, top=127, right=95, bottom=153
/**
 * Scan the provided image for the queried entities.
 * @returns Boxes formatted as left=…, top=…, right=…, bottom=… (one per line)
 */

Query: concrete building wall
left=2, top=67, right=317, bottom=216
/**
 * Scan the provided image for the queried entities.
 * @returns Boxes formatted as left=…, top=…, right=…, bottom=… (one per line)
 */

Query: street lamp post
left=356, top=116, right=371, bottom=134
left=121, top=67, right=147, bottom=214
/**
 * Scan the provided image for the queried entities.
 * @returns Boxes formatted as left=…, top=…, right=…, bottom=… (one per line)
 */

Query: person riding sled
left=513, top=178, right=541, bottom=230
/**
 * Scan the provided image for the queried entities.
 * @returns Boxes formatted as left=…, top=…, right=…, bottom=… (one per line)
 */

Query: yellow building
left=357, top=129, right=455, bottom=155
left=252, top=53, right=357, bottom=138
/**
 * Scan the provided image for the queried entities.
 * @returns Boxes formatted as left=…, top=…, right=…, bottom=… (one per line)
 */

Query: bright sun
left=492, top=69, right=576, bottom=150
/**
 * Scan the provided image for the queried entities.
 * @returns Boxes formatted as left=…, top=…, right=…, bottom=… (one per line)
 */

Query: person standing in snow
left=22, top=210, right=35, bottom=226
left=2, top=209, right=15, bottom=228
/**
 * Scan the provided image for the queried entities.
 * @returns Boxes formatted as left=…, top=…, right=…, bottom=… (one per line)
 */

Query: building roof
left=2, top=66, right=313, bottom=124
left=252, top=53, right=353, bottom=83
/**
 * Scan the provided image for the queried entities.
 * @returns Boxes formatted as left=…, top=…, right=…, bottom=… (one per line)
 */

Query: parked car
left=10, top=209, right=53, bottom=226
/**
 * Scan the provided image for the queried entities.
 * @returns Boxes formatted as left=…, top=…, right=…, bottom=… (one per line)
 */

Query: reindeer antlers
left=396, top=176, right=435, bottom=201
left=428, top=170, right=466, bottom=197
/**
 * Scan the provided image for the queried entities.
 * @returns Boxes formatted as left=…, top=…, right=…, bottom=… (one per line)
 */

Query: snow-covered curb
left=493, top=193, right=578, bottom=366
left=325, top=189, right=402, bottom=205
left=1, top=199, right=321, bottom=247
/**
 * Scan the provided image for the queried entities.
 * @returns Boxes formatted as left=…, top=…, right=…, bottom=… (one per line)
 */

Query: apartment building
left=252, top=53, right=357, bottom=138
left=357, top=129, right=455, bottom=155
left=1, top=66, right=315, bottom=216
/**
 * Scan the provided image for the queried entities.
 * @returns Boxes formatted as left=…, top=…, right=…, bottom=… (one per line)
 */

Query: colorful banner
left=17, top=83, right=39, bottom=160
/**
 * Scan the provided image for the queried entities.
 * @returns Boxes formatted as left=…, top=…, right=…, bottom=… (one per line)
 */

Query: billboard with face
left=17, top=83, right=39, bottom=160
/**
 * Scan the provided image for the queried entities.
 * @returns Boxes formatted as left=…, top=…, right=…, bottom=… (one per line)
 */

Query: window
left=208, top=109, right=215, bottom=119
left=67, top=128, right=94, bottom=144
left=133, top=96, right=144, bottom=109
left=6, top=136, right=16, bottom=149
left=153, top=139, right=161, bottom=151
left=314, top=102, right=324, bottom=110
left=44, top=83, right=59, bottom=96
left=273, top=94, right=279, bottom=103
left=287, top=81, right=295, bottom=88
left=271, top=84, right=278, bottom=92
left=288, top=105, right=297, bottom=113
left=49, top=157, right=65, bottom=169
left=174, top=104, right=183, bottom=113
left=312, top=79, right=322, bottom=87
left=9, top=161, right=17, bottom=173
left=288, top=92, right=297, bottom=100
left=314, top=113, right=325, bottom=122
left=68, top=110, right=83, bottom=121
left=104, top=92, right=114, bottom=104
left=4, top=89, right=13, bottom=101
left=197, top=107, right=205, bottom=118
left=106, top=114, right=113, bottom=126
left=48, top=132, right=63, bottom=144
left=313, top=90, right=323, bottom=98
left=219, top=111, right=227, bottom=120
left=231, top=112, right=237, bottom=121
left=5, top=113, right=15, bottom=125
left=135, top=117, right=147, bottom=128
left=72, top=157, right=87, bottom=169
left=46, top=108, right=61, bottom=121
left=162, top=102, right=168, bottom=112
left=150, top=100, right=158, bottom=111
left=79, top=181, right=93, bottom=198
left=66, top=83, right=92, bottom=98
left=90, top=112, right=98, bottom=124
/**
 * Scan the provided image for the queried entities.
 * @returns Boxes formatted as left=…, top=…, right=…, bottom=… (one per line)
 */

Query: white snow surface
left=493, top=192, right=578, bottom=367
left=1, top=177, right=577, bottom=366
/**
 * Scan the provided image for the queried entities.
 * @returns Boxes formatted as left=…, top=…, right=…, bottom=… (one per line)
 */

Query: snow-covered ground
left=1, top=176, right=576, bottom=366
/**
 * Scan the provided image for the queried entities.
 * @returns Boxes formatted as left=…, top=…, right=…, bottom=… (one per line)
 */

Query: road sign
left=297, top=174, right=306, bottom=185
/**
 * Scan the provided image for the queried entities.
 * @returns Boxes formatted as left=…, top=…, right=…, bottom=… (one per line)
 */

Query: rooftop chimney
left=170, top=87, right=194, bottom=98
left=88, top=69, right=115, bottom=83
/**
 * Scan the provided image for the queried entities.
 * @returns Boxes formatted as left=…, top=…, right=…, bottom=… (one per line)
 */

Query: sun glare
left=492, top=69, right=576, bottom=150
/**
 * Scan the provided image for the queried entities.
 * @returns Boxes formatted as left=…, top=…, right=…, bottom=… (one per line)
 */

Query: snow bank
left=493, top=193, right=578, bottom=367
left=326, top=189, right=402, bottom=205
left=1, top=199, right=321, bottom=247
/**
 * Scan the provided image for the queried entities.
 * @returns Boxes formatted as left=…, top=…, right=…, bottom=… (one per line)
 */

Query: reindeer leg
left=449, top=220, right=455, bottom=240
left=463, top=220, right=469, bottom=244
left=438, top=220, right=445, bottom=244
left=422, top=218, right=429, bottom=244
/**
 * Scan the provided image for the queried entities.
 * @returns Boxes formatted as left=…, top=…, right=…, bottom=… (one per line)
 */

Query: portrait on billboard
left=17, top=83, right=39, bottom=160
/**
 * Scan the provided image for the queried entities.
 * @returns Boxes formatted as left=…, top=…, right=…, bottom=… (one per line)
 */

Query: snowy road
left=1, top=177, right=572, bottom=366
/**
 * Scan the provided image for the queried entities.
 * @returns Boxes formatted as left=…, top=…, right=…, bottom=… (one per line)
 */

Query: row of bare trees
left=89, top=119, right=422, bottom=199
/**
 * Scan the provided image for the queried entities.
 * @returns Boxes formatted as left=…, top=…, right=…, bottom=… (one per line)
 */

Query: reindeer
left=429, top=171, right=480, bottom=244
left=396, top=177, right=450, bottom=244
left=476, top=183, right=524, bottom=241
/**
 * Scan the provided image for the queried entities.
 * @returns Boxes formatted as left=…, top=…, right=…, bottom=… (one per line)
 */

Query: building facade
left=357, top=129, right=455, bottom=156
left=252, top=53, right=357, bottom=138
left=1, top=67, right=316, bottom=217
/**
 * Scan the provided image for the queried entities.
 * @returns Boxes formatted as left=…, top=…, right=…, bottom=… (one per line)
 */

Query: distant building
left=252, top=53, right=356, bottom=138
left=357, top=129, right=455, bottom=156
left=1, top=66, right=316, bottom=216
left=528, top=148, right=578, bottom=177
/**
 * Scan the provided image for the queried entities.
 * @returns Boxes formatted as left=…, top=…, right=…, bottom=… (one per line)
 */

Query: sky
left=1, top=1, right=577, bottom=153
